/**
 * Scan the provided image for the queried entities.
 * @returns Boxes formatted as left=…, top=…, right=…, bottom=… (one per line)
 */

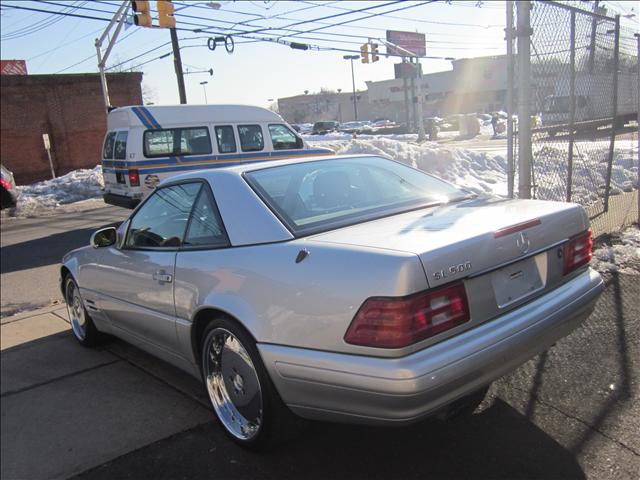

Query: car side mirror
left=90, top=227, right=117, bottom=248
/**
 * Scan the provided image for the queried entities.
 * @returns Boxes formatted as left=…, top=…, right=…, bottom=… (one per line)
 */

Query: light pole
left=200, top=81, right=208, bottom=104
left=343, top=54, right=359, bottom=121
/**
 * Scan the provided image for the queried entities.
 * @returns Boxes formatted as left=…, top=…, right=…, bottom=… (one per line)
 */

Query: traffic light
left=157, top=0, right=176, bottom=28
left=370, top=42, right=379, bottom=62
left=360, top=43, right=369, bottom=63
left=131, top=0, right=152, bottom=27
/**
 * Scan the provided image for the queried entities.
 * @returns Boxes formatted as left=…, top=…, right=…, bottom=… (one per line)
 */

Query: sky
left=1, top=0, right=638, bottom=108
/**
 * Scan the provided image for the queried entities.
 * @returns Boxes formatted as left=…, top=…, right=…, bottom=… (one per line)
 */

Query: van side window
left=144, top=130, right=174, bottom=157
left=103, top=132, right=116, bottom=159
left=268, top=124, right=303, bottom=150
left=181, top=127, right=212, bottom=155
left=215, top=126, right=237, bottom=154
left=114, top=131, right=128, bottom=160
left=144, top=127, right=212, bottom=158
left=238, top=125, right=264, bottom=152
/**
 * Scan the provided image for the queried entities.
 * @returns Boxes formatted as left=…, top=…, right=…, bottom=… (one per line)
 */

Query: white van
left=101, top=104, right=334, bottom=208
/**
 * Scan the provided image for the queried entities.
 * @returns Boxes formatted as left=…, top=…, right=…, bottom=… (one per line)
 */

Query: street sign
left=394, top=62, right=422, bottom=79
left=386, top=31, right=426, bottom=57
left=42, top=134, right=51, bottom=150
left=0, top=60, right=27, bottom=75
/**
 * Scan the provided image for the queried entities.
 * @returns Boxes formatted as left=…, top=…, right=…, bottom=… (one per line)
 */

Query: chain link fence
left=510, top=1, right=638, bottom=238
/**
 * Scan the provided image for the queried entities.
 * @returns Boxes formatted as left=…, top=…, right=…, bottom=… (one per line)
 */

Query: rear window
left=238, top=125, right=264, bottom=152
left=244, top=156, right=469, bottom=236
left=103, top=132, right=116, bottom=159
left=144, top=127, right=212, bottom=157
left=114, top=131, right=128, bottom=160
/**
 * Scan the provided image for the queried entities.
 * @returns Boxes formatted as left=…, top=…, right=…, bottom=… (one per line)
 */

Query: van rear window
left=103, top=132, right=116, bottom=159
left=144, top=127, right=212, bottom=158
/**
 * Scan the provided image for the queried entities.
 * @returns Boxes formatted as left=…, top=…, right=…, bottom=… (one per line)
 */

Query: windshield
left=244, top=156, right=469, bottom=236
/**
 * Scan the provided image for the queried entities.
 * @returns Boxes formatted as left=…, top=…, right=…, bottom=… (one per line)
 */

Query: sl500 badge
left=433, top=261, right=472, bottom=280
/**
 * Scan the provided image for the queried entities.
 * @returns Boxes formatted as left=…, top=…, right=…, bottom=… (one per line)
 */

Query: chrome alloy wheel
left=66, top=280, right=86, bottom=341
left=203, top=328, right=263, bottom=440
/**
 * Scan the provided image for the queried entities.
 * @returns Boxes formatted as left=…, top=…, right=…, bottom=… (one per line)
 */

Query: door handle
left=153, top=271, right=173, bottom=283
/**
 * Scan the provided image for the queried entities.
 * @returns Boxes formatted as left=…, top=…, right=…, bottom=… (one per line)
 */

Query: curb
left=1, top=303, right=67, bottom=325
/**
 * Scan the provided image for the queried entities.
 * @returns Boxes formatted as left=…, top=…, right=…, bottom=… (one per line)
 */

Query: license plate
left=492, top=252, right=547, bottom=308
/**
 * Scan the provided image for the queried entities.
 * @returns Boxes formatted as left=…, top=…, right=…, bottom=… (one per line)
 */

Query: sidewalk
left=0, top=305, right=212, bottom=480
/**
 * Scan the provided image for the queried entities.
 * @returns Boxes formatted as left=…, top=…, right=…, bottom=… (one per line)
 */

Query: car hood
left=308, top=196, right=588, bottom=287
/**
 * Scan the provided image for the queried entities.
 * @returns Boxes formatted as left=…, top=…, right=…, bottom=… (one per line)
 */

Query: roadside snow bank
left=591, top=227, right=640, bottom=275
left=309, top=138, right=509, bottom=196
left=7, top=166, right=104, bottom=218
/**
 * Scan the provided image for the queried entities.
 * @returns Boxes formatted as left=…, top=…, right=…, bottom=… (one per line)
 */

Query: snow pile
left=304, top=132, right=419, bottom=142
left=591, top=227, right=640, bottom=275
left=533, top=140, right=638, bottom=205
left=309, top=137, right=509, bottom=196
left=8, top=166, right=104, bottom=217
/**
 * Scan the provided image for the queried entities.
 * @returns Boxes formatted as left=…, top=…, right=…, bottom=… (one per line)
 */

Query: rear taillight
left=0, top=178, right=11, bottom=190
left=563, top=229, right=592, bottom=275
left=344, top=282, right=470, bottom=348
left=128, top=169, right=140, bottom=187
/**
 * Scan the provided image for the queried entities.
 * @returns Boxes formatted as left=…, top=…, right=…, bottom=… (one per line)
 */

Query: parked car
left=62, top=154, right=603, bottom=450
left=312, top=121, right=340, bottom=134
left=0, top=164, right=19, bottom=209
left=339, top=121, right=369, bottom=133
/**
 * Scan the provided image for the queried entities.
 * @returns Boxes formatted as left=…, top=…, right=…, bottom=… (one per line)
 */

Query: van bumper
left=103, top=193, right=140, bottom=209
left=258, top=268, right=604, bottom=426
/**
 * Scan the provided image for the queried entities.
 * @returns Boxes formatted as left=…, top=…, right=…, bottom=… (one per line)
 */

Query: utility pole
left=506, top=0, right=515, bottom=198
left=414, top=59, right=426, bottom=142
left=95, top=1, right=129, bottom=110
left=588, top=0, right=600, bottom=73
left=403, top=74, right=410, bottom=130
left=516, top=0, right=532, bottom=199
left=170, top=28, right=187, bottom=104
left=636, top=33, right=639, bottom=227
left=343, top=55, right=359, bottom=121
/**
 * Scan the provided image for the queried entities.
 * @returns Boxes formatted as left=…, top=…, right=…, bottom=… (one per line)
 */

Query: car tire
left=64, top=275, right=102, bottom=347
left=200, top=317, right=305, bottom=450
left=0, top=187, right=13, bottom=210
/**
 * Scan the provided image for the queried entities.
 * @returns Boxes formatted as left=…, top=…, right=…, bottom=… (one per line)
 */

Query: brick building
left=1, top=72, right=142, bottom=184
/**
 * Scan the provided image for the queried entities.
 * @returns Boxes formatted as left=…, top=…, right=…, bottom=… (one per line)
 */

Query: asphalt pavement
left=0, top=203, right=638, bottom=479
left=0, top=204, right=128, bottom=317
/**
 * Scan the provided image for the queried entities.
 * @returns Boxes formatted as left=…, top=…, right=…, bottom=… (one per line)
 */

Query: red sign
left=394, top=62, right=423, bottom=79
left=0, top=60, right=27, bottom=75
left=386, top=31, right=426, bottom=57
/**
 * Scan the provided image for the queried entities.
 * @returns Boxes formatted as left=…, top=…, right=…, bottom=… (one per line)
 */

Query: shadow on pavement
left=74, top=399, right=585, bottom=480
left=0, top=222, right=119, bottom=274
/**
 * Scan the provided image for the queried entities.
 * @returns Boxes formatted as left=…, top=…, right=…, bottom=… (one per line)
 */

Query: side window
left=143, top=128, right=212, bottom=157
left=215, top=126, right=237, bottom=154
left=126, top=183, right=201, bottom=248
left=114, top=131, right=128, bottom=160
left=238, top=125, right=264, bottom=152
left=103, top=132, right=116, bottom=159
left=268, top=124, right=303, bottom=150
left=180, top=127, right=212, bottom=155
left=144, top=130, right=174, bottom=157
left=184, top=187, right=229, bottom=247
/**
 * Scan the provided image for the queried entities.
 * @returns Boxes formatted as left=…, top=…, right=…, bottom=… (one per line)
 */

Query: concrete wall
left=1, top=72, right=142, bottom=184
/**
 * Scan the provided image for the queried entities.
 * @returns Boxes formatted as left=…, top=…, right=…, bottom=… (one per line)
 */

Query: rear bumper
left=103, top=192, right=140, bottom=209
left=258, top=268, right=604, bottom=426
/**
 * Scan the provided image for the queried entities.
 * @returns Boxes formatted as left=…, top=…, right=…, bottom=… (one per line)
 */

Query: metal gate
left=507, top=1, right=638, bottom=236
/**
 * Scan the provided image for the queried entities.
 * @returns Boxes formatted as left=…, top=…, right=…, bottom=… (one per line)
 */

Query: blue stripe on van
left=131, top=107, right=153, bottom=129
left=139, top=106, right=162, bottom=129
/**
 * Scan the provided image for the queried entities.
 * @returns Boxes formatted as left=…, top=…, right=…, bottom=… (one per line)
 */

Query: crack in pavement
left=510, top=384, right=640, bottom=457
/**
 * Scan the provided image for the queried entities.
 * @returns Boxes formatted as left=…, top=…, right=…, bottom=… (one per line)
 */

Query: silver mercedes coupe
left=61, top=154, right=604, bottom=449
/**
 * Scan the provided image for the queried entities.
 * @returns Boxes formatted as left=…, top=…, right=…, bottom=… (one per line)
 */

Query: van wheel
left=64, top=276, right=102, bottom=347
left=200, top=317, right=304, bottom=450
